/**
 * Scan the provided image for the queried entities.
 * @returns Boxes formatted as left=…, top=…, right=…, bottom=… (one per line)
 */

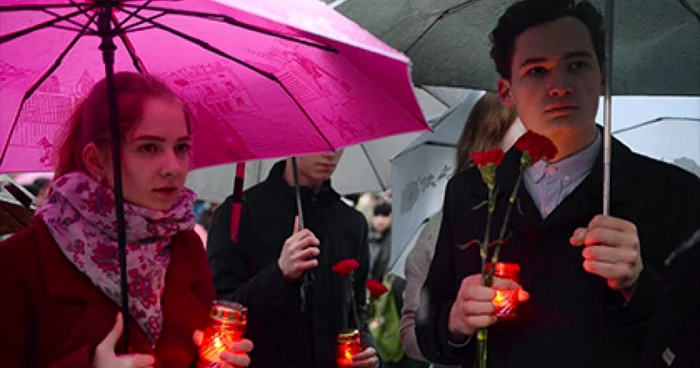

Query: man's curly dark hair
left=490, top=0, right=605, bottom=79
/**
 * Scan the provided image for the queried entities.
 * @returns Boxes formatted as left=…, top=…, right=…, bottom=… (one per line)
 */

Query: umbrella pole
left=291, top=157, right=313, bottom=313
left=290, top=157, right=305, bottom=229
left=602, top=0, right=614, bottom=216
left=98, top=2, right=131, bottom=352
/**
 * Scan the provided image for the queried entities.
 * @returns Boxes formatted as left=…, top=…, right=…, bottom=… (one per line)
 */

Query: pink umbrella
left=0, top=0, right=428, bottom=349
left=0, top=0, right=428, bottom=173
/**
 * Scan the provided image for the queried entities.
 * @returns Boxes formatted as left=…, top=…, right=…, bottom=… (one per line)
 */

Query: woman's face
left=102, top=97, right=191, bottom=211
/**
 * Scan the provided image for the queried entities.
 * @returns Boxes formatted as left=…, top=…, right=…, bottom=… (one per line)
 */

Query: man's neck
left=283, top=162, right=323, bottom=193
left=548, top=125, right=598, bottom=162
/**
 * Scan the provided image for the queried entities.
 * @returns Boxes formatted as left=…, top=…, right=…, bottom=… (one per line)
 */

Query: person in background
left=399, top=92, right=523, bottom=367
left=369, top=201, right=393, bottom=282
left=207, top=152, right=380, bottom=367
left=0, top=72, right=253, bottom=367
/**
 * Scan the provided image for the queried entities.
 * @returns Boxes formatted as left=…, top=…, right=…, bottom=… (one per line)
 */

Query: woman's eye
left=176, top=143, right=191, bottom=153
left=139, top=144, right=158, bottom=153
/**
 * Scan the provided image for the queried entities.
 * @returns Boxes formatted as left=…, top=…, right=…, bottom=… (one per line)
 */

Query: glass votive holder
left=197, top=301, right=247, bottom=368
left=486, top=262, right=521, bottom=319
left=336, top=329, right=362, bottom=367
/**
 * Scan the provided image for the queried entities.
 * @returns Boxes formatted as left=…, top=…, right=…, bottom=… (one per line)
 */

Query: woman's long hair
left=455, top=92, right=518, bottom=172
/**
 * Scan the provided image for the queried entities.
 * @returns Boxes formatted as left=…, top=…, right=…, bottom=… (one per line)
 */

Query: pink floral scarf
left=37, top=171, right=197, bottom=346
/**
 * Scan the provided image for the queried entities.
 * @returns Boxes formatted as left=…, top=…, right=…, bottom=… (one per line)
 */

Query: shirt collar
left=527, top=129, right=602, bottom=184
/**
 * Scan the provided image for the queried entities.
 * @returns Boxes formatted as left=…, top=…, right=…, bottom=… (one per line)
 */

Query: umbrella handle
left=291, top=157, right=314, bottom=313
left=230, top=163, right=245, bottom=242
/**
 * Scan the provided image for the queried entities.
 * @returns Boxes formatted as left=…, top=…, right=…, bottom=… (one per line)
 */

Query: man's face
left=295, top=150, right=344, bottom=186
left=372, top=214, right=391, bottom=233
left=497, top=16, right=603, bottom=140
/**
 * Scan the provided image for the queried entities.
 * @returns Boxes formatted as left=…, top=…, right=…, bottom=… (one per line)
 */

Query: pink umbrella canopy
left=0, top=0, right=429, bottom=173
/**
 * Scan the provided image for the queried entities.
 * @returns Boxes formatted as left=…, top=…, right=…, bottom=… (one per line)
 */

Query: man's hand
left=570, top=214, right=643, bottom=301
left=278, top=216, right=320, bottom=283
left=347, top=347, right=379, bottom=367
left=448, top=274, right=529, bottom=340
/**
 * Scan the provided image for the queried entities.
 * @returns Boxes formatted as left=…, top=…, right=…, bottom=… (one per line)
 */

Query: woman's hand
left=93, top=313, right=155, bottom=368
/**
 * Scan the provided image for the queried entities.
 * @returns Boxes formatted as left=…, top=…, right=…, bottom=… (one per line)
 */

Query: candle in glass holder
left=487, top=262, right=521, bottom=319
left=197, top=301, right=247, bottom=368
left=336, top=329, right=362, bottom=367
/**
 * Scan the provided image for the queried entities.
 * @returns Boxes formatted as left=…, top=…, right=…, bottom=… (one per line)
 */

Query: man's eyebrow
left=563, top=51, right=594, bottom=60
left=519, top=51, right=594, bottom=68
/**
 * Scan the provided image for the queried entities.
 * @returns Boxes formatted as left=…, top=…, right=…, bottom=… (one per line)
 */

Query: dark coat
left=416, top=136, right=700, bottom=368
left=207, top=160, right=376, bottom=367
left=369, top=227, right=392, bottom=281
left=638, top=229, right=700, bottom=368
left=0, top=218, right=215, bottom=368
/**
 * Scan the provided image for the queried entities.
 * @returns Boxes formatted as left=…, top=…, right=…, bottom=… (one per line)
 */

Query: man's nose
left=548, top=69, right=573, bottom=97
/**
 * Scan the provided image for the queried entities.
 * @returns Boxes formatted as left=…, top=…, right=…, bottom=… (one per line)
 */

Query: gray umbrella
left=334, top=0, right=700, bottom=96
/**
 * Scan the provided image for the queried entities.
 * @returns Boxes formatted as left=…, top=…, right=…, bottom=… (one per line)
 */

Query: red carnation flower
left=515, top=131, right=558, bottom=165
left=366, top=279, right=389, bottom=298
left=332, top=259, right=360, bottom=277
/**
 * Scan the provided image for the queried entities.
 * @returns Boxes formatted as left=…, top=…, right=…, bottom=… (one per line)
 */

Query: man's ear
left=497, top=78, right=516, bottom=107
left=82, top=143, right=106, bottom=181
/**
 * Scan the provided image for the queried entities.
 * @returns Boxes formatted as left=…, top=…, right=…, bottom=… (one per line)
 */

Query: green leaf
left=457, top=239, right=482, bottom=250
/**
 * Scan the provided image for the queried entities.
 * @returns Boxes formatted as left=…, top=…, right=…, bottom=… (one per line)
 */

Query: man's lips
left=545, top=104, right=578, bottom=113
left=317, top=163, right=336, bottom=171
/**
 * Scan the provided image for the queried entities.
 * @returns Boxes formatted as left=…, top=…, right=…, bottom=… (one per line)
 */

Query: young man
left=207, top=152, right=380, bottom=367
left=416, top=1, right=700, bottom=367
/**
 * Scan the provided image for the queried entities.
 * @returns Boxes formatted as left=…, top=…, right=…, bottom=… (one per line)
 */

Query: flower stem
left=487, top=169, right=525, bottom=284
left=480, top=187, right=495, bottom=287
left=476, top=328, right=488, bottom=368
left=477, top=187, right=495, bottom=368
left=348, top=274, right=361, bottom=340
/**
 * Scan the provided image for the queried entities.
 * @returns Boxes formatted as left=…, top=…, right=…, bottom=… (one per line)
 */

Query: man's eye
left=570, top=61, right=590, bottom=70
left=176, top=143, right=191, bottom=153
left=526, top=67, right=547, bottom=76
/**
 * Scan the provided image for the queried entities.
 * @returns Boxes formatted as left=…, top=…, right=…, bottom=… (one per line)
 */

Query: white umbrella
left=186, top=133, right=419, bottom=202
left=595, top=96, right=700, bottom=177
left=388, top=90, right=485, bottom=273
left=614, top=117, right=700, bottom=177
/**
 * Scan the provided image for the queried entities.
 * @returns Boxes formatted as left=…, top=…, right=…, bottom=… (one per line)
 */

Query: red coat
left=0, top=218, right=215, bottom=367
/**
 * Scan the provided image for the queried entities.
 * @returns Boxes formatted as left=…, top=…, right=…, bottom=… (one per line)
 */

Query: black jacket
left=639, top=229, right=700, bottom=368
left=207, top=160, right=377, bottom=367
left=416, top=136, right=700, bottom=368
left=369, top=227, right=391, bottom=281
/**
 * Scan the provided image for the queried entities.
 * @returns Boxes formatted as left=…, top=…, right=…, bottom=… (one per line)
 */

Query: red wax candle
left=336, top=329, right=362, bottom=367
left=197, top=301, right=247, bottom=368
left=487, top=262, right=521, bottom=319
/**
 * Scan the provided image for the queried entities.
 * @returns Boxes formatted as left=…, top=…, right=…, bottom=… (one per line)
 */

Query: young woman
left=0, top=72, right=252, bottom=367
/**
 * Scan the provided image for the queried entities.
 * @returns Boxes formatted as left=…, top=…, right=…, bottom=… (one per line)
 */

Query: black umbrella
left=0, top=175, right=34, bottom=236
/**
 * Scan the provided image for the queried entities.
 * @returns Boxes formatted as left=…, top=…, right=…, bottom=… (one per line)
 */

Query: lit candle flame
left=493, top=290, right=507, bottom=306
left=344, top=348, right=353, bottom=362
